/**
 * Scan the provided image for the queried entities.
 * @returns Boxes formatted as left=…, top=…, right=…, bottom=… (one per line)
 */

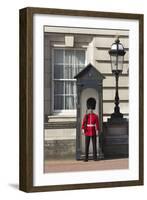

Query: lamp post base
left=103, top=120, right=129, bottom=159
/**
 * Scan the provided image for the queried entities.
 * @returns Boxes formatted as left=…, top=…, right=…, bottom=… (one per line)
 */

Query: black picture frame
left=19, top=7, right=144, bottom=192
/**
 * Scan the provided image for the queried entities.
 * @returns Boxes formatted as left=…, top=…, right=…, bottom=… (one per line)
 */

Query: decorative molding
left=103, top=86, right=129, bottom=90
left=103, top=113, right=129, bottom=116
left=96, top=60, right=129, bottom=64
left=103, top=100, right=129, bottom=103
left=96, top=47, right=129, bottom=51
left=102, top=73, right=128, bottom=77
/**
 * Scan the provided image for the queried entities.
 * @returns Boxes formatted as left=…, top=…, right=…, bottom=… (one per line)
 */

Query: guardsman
left=82, top=98, right=100, bottom=162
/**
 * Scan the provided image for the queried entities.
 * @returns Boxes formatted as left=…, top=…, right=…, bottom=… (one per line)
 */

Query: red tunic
left=81, top=113, right=100, bottom=136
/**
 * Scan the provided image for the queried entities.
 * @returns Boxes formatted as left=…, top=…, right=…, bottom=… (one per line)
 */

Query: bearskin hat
left=86, top=98, right=96, bottom=110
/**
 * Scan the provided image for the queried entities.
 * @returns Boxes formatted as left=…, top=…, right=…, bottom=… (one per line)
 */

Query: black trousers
left=85, top=135, right=97, bottom=160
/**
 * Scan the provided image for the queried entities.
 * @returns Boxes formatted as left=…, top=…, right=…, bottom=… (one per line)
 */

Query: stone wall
left=44, top=139, right=76, bottom=160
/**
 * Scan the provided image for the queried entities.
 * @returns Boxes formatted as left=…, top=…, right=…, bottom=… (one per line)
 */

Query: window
left=53, top=48, right=85, bottom=112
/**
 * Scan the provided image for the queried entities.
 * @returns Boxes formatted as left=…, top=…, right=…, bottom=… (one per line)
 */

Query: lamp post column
left=110, top=71, right=123, bottom=120
left=114, top=72, right=120, bottom=114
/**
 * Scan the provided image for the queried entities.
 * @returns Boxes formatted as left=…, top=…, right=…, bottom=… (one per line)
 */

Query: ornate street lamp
left=108, top=37, right=126, bottom=121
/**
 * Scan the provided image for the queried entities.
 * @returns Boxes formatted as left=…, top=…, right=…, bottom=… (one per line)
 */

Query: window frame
left=52, top=47, right=86, bottom=115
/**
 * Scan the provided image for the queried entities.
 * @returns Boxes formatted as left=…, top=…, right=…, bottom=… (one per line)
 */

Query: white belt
left=87, top=124, right=95, bottom=127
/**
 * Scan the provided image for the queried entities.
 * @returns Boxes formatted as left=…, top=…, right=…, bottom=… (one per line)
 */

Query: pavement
left=44, top=158, right=128, bottom=173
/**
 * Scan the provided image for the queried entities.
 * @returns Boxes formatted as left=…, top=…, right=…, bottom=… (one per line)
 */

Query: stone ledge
left=48, top=115, right=76, bottom=122
left=44, top=128, right=76, bottom=140
left=44, top=121, right=76, bottom=129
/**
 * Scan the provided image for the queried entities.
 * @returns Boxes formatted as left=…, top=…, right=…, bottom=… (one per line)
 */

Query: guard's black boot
left=93, top=156, right=97, bottom=161
left=84, top=157, right=88, bottom=162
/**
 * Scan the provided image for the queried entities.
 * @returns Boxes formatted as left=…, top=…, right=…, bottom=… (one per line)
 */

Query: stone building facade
left=44, top=26, right=129, bottom=160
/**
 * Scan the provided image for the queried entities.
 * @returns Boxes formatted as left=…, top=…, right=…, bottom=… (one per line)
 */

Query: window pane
left=75, top=50, right=85, bottom=75
left=111, top=55, right=124, bottom=72
left=65, top=96, right=75, bottom=109
left=54, top=96, right=64, bottom=110
left=54, top=81, right=64, bottom=95
left=54, top=49, right=63, bottom=64
left=110, top=55, right=117, bottom=71
left=65, top=50, right=75, bottom=79
left=64, top=65, right=74, bottom=79
left=73, top=82, right=77, bottom=95
left=54, top=65, right=64, bottom=79
left=65, top=81, right=76, bottom=95
left=75, top=50, right=85, bottom=65
left=65, top=50, right=75, bottom=65
left=118, top=56, right=124, bottom=71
